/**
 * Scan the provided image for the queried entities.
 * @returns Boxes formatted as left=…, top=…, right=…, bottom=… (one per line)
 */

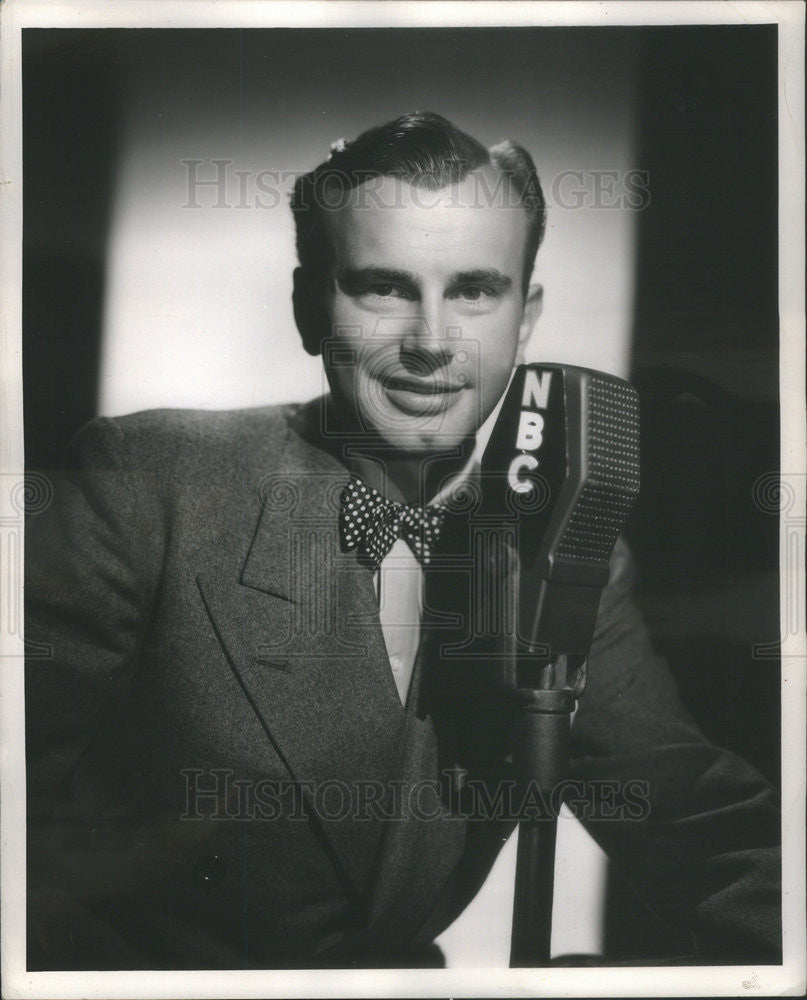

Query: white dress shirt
left=375, top=539, right=424, bottom=704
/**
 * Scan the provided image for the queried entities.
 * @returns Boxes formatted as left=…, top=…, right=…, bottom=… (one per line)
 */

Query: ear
left=515, top=282, right=543, bottom=365
left=292, top=267, right=329, bottom=357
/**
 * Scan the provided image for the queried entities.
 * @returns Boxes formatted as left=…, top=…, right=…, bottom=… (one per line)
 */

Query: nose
left=399, top=299, right=456, bottom=374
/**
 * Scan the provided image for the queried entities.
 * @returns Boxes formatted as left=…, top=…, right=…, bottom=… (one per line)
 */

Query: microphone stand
left=509, top=654, right=584, bottom=967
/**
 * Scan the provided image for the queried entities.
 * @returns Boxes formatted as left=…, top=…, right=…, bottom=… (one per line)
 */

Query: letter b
left=515, top=410, right=545, bottom=451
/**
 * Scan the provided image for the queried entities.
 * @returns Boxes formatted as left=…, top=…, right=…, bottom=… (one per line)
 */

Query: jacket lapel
left=197, top=414, right=406, bottom=896
left=348, top=524, right=488, bottom=954
left=350, top=635, right=468, bottom=955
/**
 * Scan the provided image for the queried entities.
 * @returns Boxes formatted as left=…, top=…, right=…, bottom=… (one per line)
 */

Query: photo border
left=1, top=2, right=804, bottom=997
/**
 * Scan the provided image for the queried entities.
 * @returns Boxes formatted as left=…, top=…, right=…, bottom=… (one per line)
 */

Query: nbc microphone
left=481, top=362, right=640, bottom=967
left=481, top=362, right=640, bottom=690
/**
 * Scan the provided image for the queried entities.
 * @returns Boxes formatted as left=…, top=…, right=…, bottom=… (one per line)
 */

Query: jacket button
left=193, top=853, right=226, bottom=887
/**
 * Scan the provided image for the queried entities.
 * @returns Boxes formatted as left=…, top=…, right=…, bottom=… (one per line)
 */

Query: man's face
left=317, top=168, right=537, bottom=454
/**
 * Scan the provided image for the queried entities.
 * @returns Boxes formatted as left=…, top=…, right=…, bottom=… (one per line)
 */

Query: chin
left=378, top=425, right=473, bottom=456
left=363, top=402, right=476, bottom=451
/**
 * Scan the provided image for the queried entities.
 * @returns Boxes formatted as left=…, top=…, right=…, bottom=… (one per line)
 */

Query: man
left=25, top=112, right=780, bottom=969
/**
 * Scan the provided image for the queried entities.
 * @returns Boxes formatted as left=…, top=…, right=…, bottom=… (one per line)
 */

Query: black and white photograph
left=1, top=1, right=804, bottom=996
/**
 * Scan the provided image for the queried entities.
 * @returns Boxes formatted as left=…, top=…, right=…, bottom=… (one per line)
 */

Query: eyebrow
left=449, top=269, right=512, bottom=291
left=337, top=267, right=417, bottom=290
left=337, top=267, right=512, bottom=291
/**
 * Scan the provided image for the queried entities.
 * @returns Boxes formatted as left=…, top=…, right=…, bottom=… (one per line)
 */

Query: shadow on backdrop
left=610, top=25, right=779, bottom=960
left=23, top=30, right=125, bottom=470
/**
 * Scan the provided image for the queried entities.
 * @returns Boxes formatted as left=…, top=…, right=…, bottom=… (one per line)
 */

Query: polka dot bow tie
left=339, top=474, right=448, bottom=569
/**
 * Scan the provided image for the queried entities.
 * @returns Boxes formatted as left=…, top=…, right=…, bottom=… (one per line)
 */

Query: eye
left=364, top=283, right=412, bottom=301
left=451, top=284, right=494, bottom=303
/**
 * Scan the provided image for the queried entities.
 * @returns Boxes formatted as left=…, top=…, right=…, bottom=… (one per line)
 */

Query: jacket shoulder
left=68, top=404, right=296, bottom=476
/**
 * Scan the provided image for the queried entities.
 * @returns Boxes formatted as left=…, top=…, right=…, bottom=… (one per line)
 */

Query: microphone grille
left=555, top=374, right=640, bottom=564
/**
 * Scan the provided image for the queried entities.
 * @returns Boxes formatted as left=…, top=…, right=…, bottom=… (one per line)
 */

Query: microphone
left=480, top=363, right=640, bottom=969
left=480, top=363, right=640, bottom=690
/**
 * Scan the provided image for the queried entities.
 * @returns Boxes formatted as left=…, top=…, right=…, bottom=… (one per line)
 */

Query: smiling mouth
left=383, top=375, right=465, bottom=395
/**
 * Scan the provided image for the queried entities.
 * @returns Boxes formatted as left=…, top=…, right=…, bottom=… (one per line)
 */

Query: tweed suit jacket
left=25, top=400, right=781, bottom=969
